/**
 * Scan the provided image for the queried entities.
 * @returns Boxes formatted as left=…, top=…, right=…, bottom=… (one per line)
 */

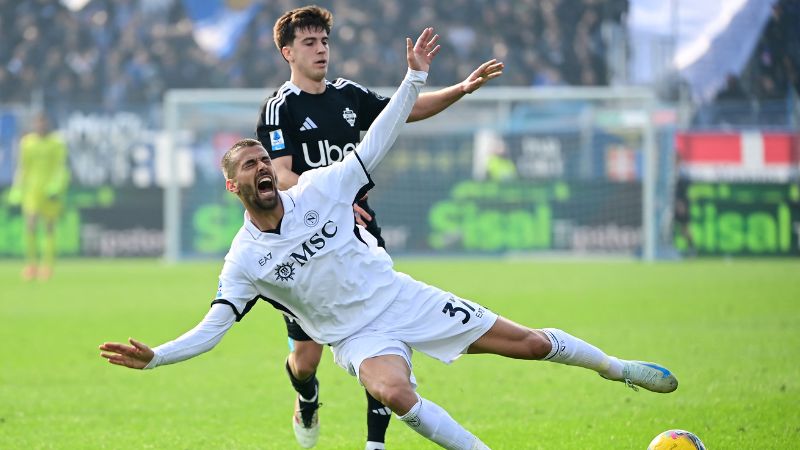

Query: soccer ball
left=647, top=429, right=706, bottom=450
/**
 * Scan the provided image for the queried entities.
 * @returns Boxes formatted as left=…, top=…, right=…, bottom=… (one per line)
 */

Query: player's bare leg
left=21, top=214, right=38, bottom=281
left=288, top=339, right=323, bottom=381
left=360, top=355, right=489, bottom=450
left=287, top=339, right=323, bottom=448
left=38, top=218, right=56, bottom=281
left=358, top=201, right=392, bottom=450
left=468, top=317, right=678, bottom=393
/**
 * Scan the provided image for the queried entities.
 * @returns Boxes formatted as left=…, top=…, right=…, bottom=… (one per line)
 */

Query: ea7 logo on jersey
left=342, top=107, right=356, bottom=126
left=258, top=253, right=273, bottom=266
left=270, top=129, right=286, bottom=150
left=289, top=220, right=338, bottom=266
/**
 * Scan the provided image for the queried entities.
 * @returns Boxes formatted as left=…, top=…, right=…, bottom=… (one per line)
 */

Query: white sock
left=365, top=441, right=385, bottom=450
left=541, top=328, right=623, bottom=379
left=397, top=396, right=487, bottom=450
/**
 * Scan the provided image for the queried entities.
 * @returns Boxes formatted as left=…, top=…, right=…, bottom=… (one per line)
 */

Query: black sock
left=285, top=359, right=318, bottom=401
left=366, top=389, right=391, bottom=443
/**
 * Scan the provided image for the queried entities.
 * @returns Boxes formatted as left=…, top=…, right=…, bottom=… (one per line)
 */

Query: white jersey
left=217, top=183, right=399, bottom=343
left=215, top=70, right=428, bottom=344
left=146, top=69, right=427, bottom=367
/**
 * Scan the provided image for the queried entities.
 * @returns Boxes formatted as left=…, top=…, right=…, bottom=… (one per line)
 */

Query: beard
left=240, top=182, right=278, bottom=211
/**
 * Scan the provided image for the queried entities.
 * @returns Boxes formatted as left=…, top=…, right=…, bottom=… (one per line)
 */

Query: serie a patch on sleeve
left=270, top=129, right=286, bottom=151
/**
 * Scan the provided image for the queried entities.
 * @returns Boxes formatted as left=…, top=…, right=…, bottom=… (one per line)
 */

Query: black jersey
left=256, top=78, right=391, bottom=175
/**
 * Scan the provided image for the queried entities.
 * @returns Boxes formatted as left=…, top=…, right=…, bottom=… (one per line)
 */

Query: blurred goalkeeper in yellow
left=9, top=112, right=70, bottom=281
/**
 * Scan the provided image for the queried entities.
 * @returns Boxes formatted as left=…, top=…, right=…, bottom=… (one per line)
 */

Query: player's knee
left=371, top=380, right=416, bottom=413
left=292, top=362, right=316, bottom=380
left=525, top=329, right=552, bottom=360
left=291, top=343, right=322, bottom=379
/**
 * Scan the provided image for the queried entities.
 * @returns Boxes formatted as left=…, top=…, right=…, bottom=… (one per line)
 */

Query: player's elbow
left=407, top=109, right=432, bottom=123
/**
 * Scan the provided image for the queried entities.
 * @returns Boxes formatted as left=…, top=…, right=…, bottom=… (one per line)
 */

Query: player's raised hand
left=99, top=337, right=154, bottom=369
left=407, top=27, right=440, bottom=73
left=460, top=59, right=505, bottom=94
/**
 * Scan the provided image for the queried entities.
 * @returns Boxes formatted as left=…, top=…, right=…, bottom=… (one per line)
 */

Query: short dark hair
left=221, top=138, right=262, bottom=179
left=273, top=5, right=333, bottom=50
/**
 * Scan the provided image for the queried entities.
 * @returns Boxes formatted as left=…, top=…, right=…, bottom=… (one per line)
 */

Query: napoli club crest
left=304, top=210, right=320, bottom=227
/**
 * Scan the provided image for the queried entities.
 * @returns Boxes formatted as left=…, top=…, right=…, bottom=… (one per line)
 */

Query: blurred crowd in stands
left=0, top=0, right=625, bottom=111
left=1, top=0, right=797, bottom=124
left=1, top=0, right=214, bottom=109
left=694, top=0, right=800, bottom=127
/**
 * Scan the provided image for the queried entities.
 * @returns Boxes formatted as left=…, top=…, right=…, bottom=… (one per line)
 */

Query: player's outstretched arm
left=408, top=58, right=504, bottom=122
left=354, top=28, right=437, bottom=173
left=99, top=303, right=237, bottom=370
left=99, top=338, right=154, bottom=369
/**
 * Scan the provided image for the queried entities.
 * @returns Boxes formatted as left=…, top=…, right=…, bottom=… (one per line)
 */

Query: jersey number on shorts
left=442, top=298, right=476, bottom=324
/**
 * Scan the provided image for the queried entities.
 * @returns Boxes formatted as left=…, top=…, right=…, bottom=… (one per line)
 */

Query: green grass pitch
left=1, top=258, right=798, bottom=449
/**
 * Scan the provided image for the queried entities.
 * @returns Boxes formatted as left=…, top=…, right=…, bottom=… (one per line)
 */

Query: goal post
left=162, top=86, right=666, bottom=262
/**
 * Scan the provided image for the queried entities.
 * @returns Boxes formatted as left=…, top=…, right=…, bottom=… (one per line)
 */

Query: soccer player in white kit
left=100, top=28, right=678, bottom=450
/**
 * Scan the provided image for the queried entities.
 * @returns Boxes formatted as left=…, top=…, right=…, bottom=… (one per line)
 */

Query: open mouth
left=257, top=175, right=274, bottom=193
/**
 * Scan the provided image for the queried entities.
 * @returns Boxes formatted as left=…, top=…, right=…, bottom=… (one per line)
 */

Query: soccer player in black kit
left=256, top=6, right=503, bottom=449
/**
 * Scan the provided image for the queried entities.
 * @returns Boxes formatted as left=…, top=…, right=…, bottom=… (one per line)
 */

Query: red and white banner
left=676, top=131, right=800, bottom=182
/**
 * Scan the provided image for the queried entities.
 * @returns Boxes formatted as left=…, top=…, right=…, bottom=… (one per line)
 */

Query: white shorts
left=331, top=273, right=498, bottom=385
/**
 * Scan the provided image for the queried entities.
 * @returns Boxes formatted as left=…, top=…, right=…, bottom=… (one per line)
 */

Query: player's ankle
left=22, top=264, right=37, bottom=281
left=365, top=441, right=385, bottom=450
left=601, top=356, right=624, bottom=380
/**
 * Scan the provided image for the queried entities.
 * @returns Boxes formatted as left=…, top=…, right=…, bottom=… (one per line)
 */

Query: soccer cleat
left=38, top=266, right=52, bottom=281
left=292, top=382, right=320, bottom=448
left=21, top=265, right=36, bottom=281
left=609, top=360, right=678, bottom=393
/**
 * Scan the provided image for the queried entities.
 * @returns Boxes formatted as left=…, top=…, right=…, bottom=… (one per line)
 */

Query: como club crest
left=342, top=107, right=356, bottom=127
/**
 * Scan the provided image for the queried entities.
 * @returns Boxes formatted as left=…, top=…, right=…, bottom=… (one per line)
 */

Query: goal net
left=163, top=86, right=672, bottom=261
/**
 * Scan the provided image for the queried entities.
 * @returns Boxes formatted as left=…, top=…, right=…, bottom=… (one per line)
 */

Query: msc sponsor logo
left=301, top=140, right=357, bottom=167
left=288, top=220, right=338, bottom=266
left=274, top=262, right=296, bottom=281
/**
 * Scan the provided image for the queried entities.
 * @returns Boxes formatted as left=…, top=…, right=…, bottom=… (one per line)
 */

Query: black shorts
left=356, top=198, right=385, bottom=249
left=284, top=199, right=385, bottom=341
left=284, top=315, right=313, bottom=341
